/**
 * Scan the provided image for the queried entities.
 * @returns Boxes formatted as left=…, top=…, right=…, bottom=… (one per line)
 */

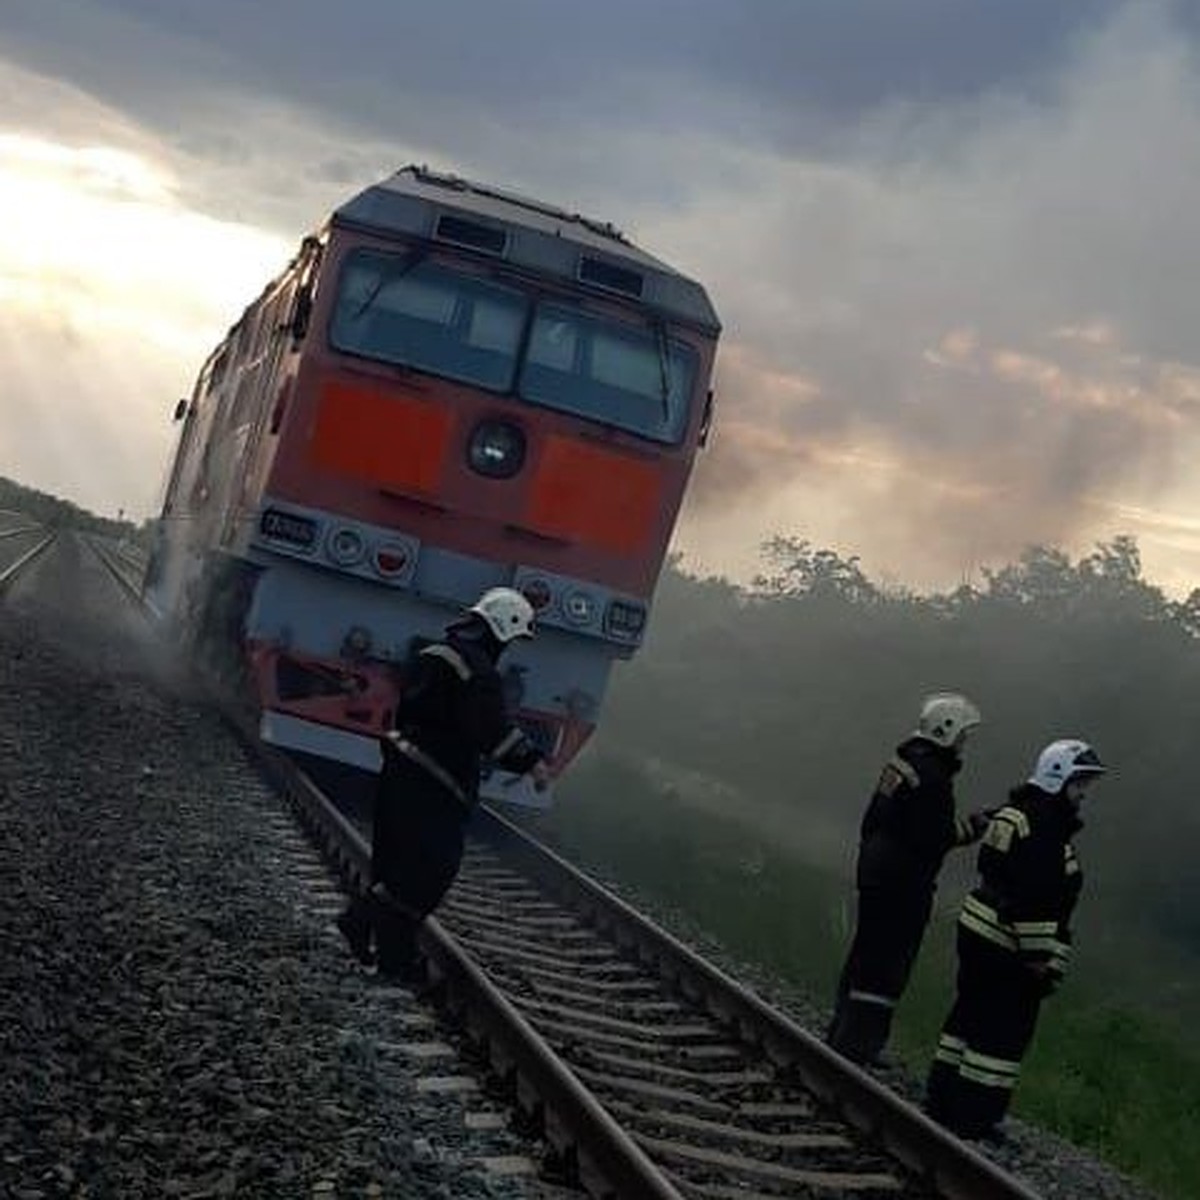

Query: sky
left=4, top=0, right=1200, bottom=593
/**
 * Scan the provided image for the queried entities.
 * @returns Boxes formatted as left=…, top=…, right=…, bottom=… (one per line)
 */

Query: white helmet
left=1029, top=740, right=1106, bottom=795
left=468, top=587, right=536, bottom=643
left=915, top=692, right=982, bottom=748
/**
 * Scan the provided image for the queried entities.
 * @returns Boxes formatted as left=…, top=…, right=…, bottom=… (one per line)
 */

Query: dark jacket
left=856, top=736, right=977, bottom=895
left=386, top=631, right=542, bottom=808
left=959, top=783, right=1084, bottom=980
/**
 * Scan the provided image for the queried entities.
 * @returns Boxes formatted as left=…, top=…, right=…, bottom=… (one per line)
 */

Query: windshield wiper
left=652, top=316, right=672, bottom=426
left=350, top=248, right=426, bottom=321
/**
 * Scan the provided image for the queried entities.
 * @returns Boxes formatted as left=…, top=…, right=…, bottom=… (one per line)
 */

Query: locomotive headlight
left=326, top=526, right=365, bottom=566
left=563, top=589, right=597, bottom=625
left=604, top=599, right=647, bottom=641
left=468, top=419, right=526, bottom=479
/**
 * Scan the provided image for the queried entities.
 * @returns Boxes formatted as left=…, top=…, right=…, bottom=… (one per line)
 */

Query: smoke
left=661, top=4, right=1200, bottom=588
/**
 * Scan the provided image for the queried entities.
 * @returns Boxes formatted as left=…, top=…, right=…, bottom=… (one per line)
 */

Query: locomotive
left=145, top=165, right=721, bottom=805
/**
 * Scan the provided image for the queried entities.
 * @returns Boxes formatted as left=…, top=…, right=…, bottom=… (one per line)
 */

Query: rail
left=473, top=808, right=1042, bottom=1200
left=0, top=531, right=56, bottom=592
left=253, top=749, right=685, bottom=1200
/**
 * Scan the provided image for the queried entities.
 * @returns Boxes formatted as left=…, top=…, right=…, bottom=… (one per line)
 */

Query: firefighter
left=337, top=587, right=550, bottom=979
left=826, top=693, right=989, bottom=1065
left=924, top=739, right=1106, bottom=1141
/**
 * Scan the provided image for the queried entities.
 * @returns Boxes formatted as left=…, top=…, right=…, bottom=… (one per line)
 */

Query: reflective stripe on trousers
left=847, top=989, right=897, bottom=1009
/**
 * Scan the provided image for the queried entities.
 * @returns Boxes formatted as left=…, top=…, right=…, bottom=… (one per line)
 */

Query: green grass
left=1017, top=1004, right=1200, bottom=1197
left=529, top=750, right=1200, bottom=1200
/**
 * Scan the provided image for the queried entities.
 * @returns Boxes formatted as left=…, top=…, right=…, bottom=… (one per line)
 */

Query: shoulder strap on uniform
left=887, top=755, right=921, bottom=789
left=419, top=643, right=472, bottom=682
left=384, top=732, right=470, bottom=809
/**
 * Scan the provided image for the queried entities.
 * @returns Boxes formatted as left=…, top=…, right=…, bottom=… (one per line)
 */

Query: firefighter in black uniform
left=925, top=739, right=1106, bottom=1141
left=337, top=587, right=549, bottom=979
left=827, top=693, right=989, bottom=1064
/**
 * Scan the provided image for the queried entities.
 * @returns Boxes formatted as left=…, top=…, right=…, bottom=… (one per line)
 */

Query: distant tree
left=1081, top=534, right=1142, bottom=585
left=751, top=536, right=880, bottom=604
left=979, top=537, right=1167, bottom=622
left=1076, top=535, right=1168, bottom=622
left=1169, top=589, right=1200, bottom=639
left=980, top=544, right=1079, bottom=610
left=926, top=581, right=983, bottom=619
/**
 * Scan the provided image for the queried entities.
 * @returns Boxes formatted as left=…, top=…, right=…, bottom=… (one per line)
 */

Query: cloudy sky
left=4, top=0, right=1200, bottom=591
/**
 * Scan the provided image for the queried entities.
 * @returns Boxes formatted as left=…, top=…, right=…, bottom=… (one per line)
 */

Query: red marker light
left=373, top=545, right=409, bottom=577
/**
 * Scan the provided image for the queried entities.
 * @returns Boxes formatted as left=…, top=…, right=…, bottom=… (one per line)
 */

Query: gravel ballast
left=0, top=535, right=556, bottom=1198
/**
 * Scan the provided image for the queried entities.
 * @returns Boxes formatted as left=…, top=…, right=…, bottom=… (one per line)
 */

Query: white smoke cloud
left=656, top=3, right=1200, bottom=592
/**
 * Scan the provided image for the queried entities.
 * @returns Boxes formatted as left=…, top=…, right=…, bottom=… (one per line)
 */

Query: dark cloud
left=3, top=0, right=1131, bottom=153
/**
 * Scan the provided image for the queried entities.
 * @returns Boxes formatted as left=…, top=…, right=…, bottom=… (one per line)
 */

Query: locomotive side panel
left=148, top=244, right=316, bottom=637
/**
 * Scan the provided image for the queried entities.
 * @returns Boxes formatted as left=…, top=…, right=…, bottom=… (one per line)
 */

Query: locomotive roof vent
left=578, top=254, right=645, bottom=298
left=435, top=212, right=509, bottom=256
left=410, top=164, right=628, bottom=245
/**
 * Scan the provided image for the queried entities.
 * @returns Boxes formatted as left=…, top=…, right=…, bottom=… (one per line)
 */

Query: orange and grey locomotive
left=145, top=165, right=721, bottom=804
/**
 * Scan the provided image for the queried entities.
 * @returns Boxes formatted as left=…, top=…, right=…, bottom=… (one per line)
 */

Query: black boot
left=337, top=895, right=375, bottom=966
left=827, top=1000, right=892, bottom=1065
left=372, top=888, right=423, bottom=983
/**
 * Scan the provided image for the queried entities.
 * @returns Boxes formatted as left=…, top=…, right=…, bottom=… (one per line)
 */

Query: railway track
left=0, top=525, right=56, bottom=591
left=82, top=534, right=1043, bottom=1200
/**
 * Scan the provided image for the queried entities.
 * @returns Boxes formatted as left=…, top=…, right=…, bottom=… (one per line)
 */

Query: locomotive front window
left=330, top=249, right=527, bottom=391
left=518, top=303, right=695, bottom=443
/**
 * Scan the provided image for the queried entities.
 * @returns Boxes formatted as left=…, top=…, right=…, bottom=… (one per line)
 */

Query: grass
left=1017, top=1003, right=1200, bottom=1197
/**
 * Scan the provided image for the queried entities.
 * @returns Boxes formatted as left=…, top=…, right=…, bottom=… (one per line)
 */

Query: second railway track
left=83, top=534, right=1043, bottom=1200
left=0, top=525, right=55, bottom=592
